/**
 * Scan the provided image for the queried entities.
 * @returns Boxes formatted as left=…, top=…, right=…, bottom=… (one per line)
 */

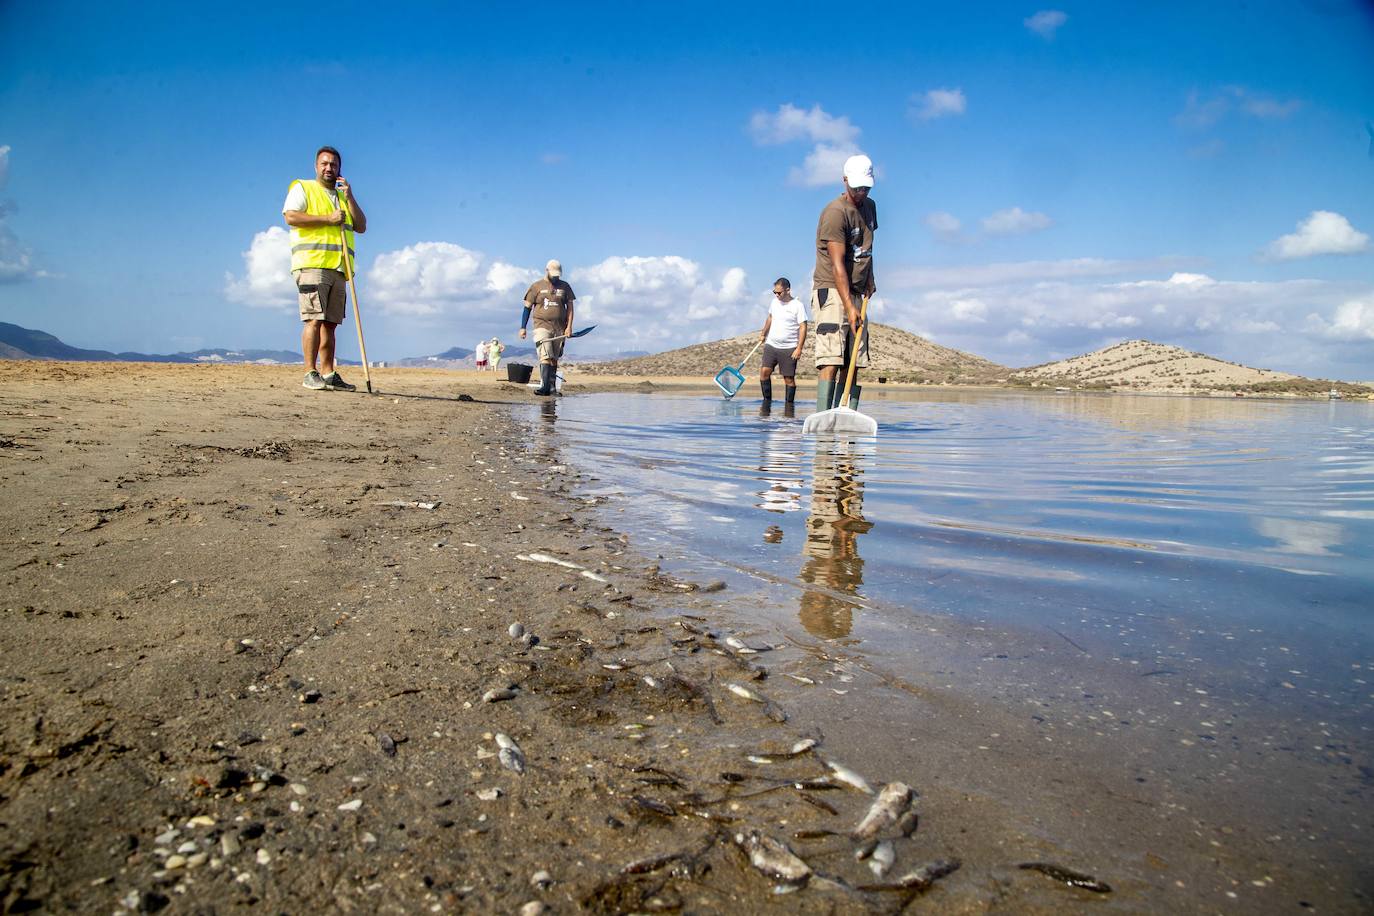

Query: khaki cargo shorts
left=812, top=288, right=868, bottom=369
left=296, top=268, right=347, bottom=325
left=533, top=326, right=565, bottom=364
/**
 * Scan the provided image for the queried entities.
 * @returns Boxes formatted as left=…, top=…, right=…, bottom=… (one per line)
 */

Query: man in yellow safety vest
left=282, top=146, right=368, bottom=390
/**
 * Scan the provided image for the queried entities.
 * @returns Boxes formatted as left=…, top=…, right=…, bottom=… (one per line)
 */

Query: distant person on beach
left=758, top=277, right=808, bottom=411
left=520, top=260, right=576, bottom=397
left=283, top=145, right=368, bottom=391
left=811, top=154, right=876, bottom=412
left=489, top=338, right=504, bottom=373
left=475, top=339, right=489, bottom=371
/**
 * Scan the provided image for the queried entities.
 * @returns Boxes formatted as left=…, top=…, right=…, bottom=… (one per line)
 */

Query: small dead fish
left=482, top=688, right=518, bottom=703
left=522, top=552, right=582, bottom=570
left=853, top=782, right=914, bottom=840
left=785, top=673, right=816, bottom=685
left=792, top=828, right=843, bottom=840
left=789, top=737, right=819, bottom=756
left=631, top=795, right=677, bottom=818
left=603, top=663, right=626, bottom=671
left=724, top=637, right=758, bottom=655
left=622, top=850, right=682, bottom=874
left=494, top=733, right=517, bottom=750
left=825, top=760, right=875, bottom=794
left=798, top=792, right=838, bottom=816
left=746, top=755, right=773, bottom=765
left=734, top=830, right=812, bottom=886
left=868, top=840, right=895, bottom=877
left=727, top=682, right=765, bottom=703
left=1018, top=862, right=1112, bottom=893
left=376, top=732, right=397, bottom=757
left=498, top=746, right=526, bottom=775
left=860, top=858, right=961, bottom=893
left=642, top=675, right=660, bottom=688
left=581, top=570, right=609, bottom=583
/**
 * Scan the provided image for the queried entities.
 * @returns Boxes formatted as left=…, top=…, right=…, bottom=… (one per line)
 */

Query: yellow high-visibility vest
left=288, top=179, right=355, bottom=272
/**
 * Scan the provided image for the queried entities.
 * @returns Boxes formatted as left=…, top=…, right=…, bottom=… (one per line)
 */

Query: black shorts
left=761, top=344, right=799, bottom=376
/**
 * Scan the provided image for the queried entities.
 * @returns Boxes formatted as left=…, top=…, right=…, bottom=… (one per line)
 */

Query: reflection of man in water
left=798, top=444, right=872, bottom=639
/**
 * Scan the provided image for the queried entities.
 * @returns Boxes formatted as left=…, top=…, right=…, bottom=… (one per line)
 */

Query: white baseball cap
left=546, top=259, right=562, bottom=278
left=843, top=154, right=874, bottom=189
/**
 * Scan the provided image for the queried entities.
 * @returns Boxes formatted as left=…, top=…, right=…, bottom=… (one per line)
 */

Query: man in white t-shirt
left=475, top=339, right=489, bottom=370
left=757, top=277, right=809, bottom=410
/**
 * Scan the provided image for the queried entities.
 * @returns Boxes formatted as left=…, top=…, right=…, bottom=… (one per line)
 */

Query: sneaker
left=323, top=371, right=357, bottom=392
left=303, top=370, right=327, bottom=390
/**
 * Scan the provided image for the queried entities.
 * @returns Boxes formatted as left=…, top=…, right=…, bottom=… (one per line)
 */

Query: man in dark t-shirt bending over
left=520, top=259, right=575, bottom=396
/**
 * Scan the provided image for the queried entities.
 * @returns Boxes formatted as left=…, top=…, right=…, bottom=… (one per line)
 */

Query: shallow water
left=524, top=389, right=1374, bottom=899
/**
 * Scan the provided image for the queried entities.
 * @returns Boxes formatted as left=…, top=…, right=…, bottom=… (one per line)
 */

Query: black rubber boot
left=784, top=384, right=796, bottom=406
left=534, top=364, right=554, bottom=396
left=848, top=384, right=862, bottom=411
left=760, top=378, right=773, bottom=402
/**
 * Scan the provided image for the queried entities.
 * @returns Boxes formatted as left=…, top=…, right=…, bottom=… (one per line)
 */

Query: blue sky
left=2, top=0, right=1372, bottom=378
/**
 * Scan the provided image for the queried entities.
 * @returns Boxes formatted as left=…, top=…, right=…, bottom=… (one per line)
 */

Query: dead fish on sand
left=518, top=552, right=582, bottom=570
left=734, top=830, right=812, bottom=887
left=1018, top=862, right=1112, bottom=893
left=494, top=733, right=525, bottom=774
left=482, top=687, right=518, bottom=703
left=853, top=782, right=914, bottom=840
left=824, top=759, right=875, bottom=794
left=859, top=858, right=961, bottom=893
left=725, top=683, right=788, bottom=723
left=867, top=840, right=895, bottom=877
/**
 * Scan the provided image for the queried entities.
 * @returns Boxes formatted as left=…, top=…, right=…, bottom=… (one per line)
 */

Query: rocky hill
left=575, top=322, right=1008, bottom=384
left=1012, top=339, right=1370, bottom=395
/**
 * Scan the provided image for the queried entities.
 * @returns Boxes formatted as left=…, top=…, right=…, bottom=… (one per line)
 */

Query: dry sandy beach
left=1, top=362, right=1367, bottom=914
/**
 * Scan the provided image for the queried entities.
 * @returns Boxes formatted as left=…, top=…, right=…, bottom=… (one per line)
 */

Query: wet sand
left=1, top=362, right=1367, bottom=913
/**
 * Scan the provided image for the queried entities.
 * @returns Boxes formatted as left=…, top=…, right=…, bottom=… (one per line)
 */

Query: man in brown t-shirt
left=520, top=259, right=576, bottom=396
left=812, top=154, right=877, bottom=413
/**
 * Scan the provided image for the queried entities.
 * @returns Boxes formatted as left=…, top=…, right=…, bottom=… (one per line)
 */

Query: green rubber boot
left=816, top=378, right=835, bottom=411
left=848, top=384, right=862, bottom=411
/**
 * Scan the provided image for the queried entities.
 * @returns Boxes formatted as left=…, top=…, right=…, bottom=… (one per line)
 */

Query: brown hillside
left=1012, top=339, right=1369, bottom=394
left=575, top=322, right=1008, bottom=383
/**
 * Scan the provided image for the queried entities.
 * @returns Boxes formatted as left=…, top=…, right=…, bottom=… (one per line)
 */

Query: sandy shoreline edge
left=2, top=361, right=997, bottom=914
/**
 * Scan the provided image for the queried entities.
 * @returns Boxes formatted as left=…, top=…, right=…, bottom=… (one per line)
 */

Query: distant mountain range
left=2, top=321, right=1366, bottom=395
left=0, top=322, right=315, bottom=366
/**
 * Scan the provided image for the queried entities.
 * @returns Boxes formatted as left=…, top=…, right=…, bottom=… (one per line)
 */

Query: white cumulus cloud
left=1308, top=296, right=1374, bottom=341
left=981, top=206, right=1052, bottom=235
left=1266, top=211, right=1369, bottom=260
left=1024, top=10, right=1067, bottom=39
left=0, top=144, right=48, bottom=284
left=911, top=88, right=967, bottom=121
left=749, top=103, right=859, bottom=146
left=571, top=255, right=752, bottom=345
left=223, top=226, right=295, bottom=308
left=366, top=241, right=533, bottom=316
left=749, top=103, right=864, bottom=188
left=789, top=143, right=859, bottom=188
left=880, top=257, right=1373, bottom=377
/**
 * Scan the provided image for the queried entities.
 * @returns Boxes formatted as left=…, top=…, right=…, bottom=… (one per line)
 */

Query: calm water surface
left=521, top=388, right=1374, bottom=905
left=532, top=389, right=1373, bottom=735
